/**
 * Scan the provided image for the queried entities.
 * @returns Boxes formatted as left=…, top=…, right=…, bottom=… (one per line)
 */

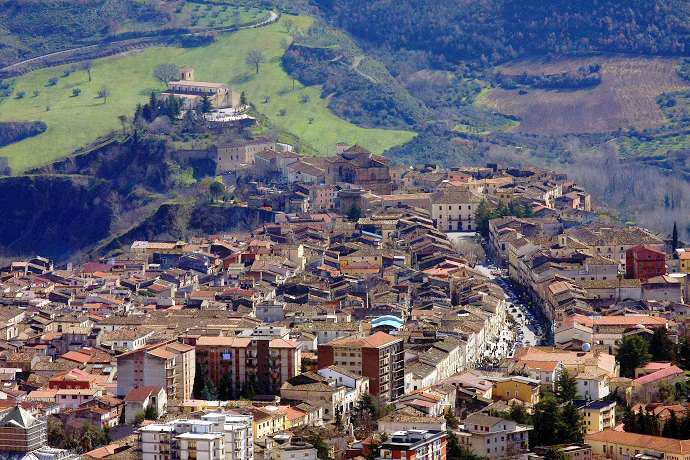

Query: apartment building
left=574, top=400, right=616, bottom=432
left=200, top=413, right=254, bottom=460
left=378, top=430, right=446, bottom=460
left=140, top=420, right=225, bottom=460
left=625, top=246, right=667, bottom=281
left=317, top=332, right=404, bottom=401
left=0, top=405, right=47, bottom=454
left=117, top=340, right=196, bottom=401
left=194, top=331, right=301, bottom=396
left=457, top=414, right=532, bottom=460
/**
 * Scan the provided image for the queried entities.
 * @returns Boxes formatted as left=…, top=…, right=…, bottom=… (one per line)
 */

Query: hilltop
left=0, top=16, right=414, bottom=172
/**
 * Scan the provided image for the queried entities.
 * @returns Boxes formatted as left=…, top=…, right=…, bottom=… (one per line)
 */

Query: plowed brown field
left=479, top=55, right=690, bottom=135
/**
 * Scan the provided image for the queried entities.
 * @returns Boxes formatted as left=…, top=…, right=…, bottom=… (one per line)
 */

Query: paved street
left=447, top=232, right=548, bottom=365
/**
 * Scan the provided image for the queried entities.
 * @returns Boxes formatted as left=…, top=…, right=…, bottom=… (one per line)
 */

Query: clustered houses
left=3, top=145, right=690, bottom=460
left=488, top=215, right=684, bottom=322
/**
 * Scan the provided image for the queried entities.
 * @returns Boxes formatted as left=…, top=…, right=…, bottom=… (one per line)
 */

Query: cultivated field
left=0, top=16, right=415, bottom=173
left=479, top=55, right=690, bottom=135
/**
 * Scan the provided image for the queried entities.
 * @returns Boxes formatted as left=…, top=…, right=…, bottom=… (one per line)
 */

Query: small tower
left=179, top=65, right=194, bottom=81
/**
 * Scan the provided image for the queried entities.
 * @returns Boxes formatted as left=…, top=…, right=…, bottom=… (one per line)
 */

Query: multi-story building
left=216, top=138, right=278, bottom=173
left=430, top=189, right=483, bottom=232
left=679, top=251, right=690, bottom=274
left=194, top=331, right=301, bottom=396
left=254, top=149, right=301, bottom=180
left=457, top=414, right=532, bottom=460
left=116, top=340, right=196, bottom=401
left=317, top=331, right=404, bottom=401
left=0, top=405, right=47, bottom=455
left=140, top=420, right=225, bottom=460
left=269, top=442, right=317, bottom=460
left=200, top=413, right=254, bottom=460
left=488, top=376, right=541, bottom=406
left=625, top=245, right=667, bottom=281
left=584, top=430, right=690, bottom=460
left=378, top=430, right=446, bottom=460
left=574, top=399, right=616, bottom=432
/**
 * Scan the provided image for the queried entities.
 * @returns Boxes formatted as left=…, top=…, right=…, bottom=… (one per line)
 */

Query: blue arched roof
left=372, top=315, right=403, bottom=325
left=372, top=319, right=403, bottom=329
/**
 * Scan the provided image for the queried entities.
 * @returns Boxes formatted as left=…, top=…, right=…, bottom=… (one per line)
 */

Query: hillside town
left=0, top=138, right=689, bottom=460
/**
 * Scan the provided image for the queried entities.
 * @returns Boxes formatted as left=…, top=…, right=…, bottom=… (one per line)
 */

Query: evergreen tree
left=144, top=404, right=158, bottom=420
left=200, top=380, right=218, bottom=401
left=218, top=373, right=233, bottom=400
left=347, top=204, right=363, bottom=222
left=192, top=362, right=205, bottom=399
left=673, top=222, right=679, bottom=253
left=200, top=94, right=212, bottom=114
left=240, top=91, right=247, bottom=105
left=558, top=402, right=584, bottom=443
left=623, top=407, right=638, bottom=433
left=474, top=200, right=495, bottom=238
left=650, top=327, right=675, bottom=362
left=556, top=369, right=578, bottom=403
left=678, top=339, right=690, bottom=370
left=496, top=200, right=509, bottom=217
left=308, top=433, right=331, bottom=460
left=446, top=431, right=488, bottom=460
left=663, top=410, right=680, bottom=438
left=445, top=410, right=460, bottom=430
left=543, top=447, right=570, bottom=460
left=532, top=397, right=560, bottom=446
left=617, top=335, right=652, bottom=378
left=508, top=404, right=530, bottom=424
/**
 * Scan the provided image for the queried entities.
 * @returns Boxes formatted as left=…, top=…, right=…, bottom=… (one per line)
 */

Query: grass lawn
left=0, top=15, right=415, bottom=173
left=179, top=3, right=268, bottom=29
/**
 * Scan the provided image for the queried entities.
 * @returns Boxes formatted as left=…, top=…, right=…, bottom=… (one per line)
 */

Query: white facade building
left=139, top=414, right=254, bottom=460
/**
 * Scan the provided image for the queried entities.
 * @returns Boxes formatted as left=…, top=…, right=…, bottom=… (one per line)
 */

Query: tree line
left=475, top=199, right=534, bottom=239
left=493, top=65, right=602, bottom=91
left=316, top=0, right=690, bottom=68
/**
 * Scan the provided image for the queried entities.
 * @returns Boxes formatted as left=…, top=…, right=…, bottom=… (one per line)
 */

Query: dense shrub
left=0, top=121, right=47, bottom=148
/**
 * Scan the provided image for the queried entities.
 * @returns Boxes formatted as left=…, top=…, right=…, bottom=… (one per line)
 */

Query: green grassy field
left=0, top=15, right=416, bottom=173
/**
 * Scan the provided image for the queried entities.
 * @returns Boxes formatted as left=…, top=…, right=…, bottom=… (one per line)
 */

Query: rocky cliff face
left=0, top=175, right=113, bottom=260
left=0, top=135, right=274, bottom=262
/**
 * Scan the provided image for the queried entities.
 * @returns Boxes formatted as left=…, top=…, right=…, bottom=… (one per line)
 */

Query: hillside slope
left=317, top=0, right=690, bottom=66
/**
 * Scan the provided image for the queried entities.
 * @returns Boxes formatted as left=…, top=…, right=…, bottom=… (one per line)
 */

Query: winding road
left=0, top=11, right=279, bottom=76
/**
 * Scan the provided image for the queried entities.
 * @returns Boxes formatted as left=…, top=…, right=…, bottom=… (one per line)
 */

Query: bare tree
left=283, top=18, right=295, bottom=34
left=280, top=37, right=291, bottom=52
left=245, top=49, right=266, bottom=74
left=232, top=11, right=241, bottom=25
left=81, top=60, right=92, bottom=82
left=98, top=85, right=110, bottom=104
left=118, top=115, right=128, bottom=134
left=153, top=63, right=179, bottom=85
left=451, top=238, right=485, bottom=267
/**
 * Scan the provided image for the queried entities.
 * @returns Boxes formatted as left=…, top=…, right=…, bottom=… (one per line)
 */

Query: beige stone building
left=161, top=65, right=241, bottom=110
left=430, top=189, right=483, bottom=232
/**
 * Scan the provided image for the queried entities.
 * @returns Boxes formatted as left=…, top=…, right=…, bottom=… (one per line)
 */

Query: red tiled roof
left=326, top=331, right=399, bottom=348
left=585, top=429, right=690, bottom=454
left=633, top=366, right=684, bottom=385
left=123, top=386, right=163, bottom=402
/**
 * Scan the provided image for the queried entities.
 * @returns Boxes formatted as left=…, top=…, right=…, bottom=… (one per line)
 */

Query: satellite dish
left=582, top=342, right=591, bottom=352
